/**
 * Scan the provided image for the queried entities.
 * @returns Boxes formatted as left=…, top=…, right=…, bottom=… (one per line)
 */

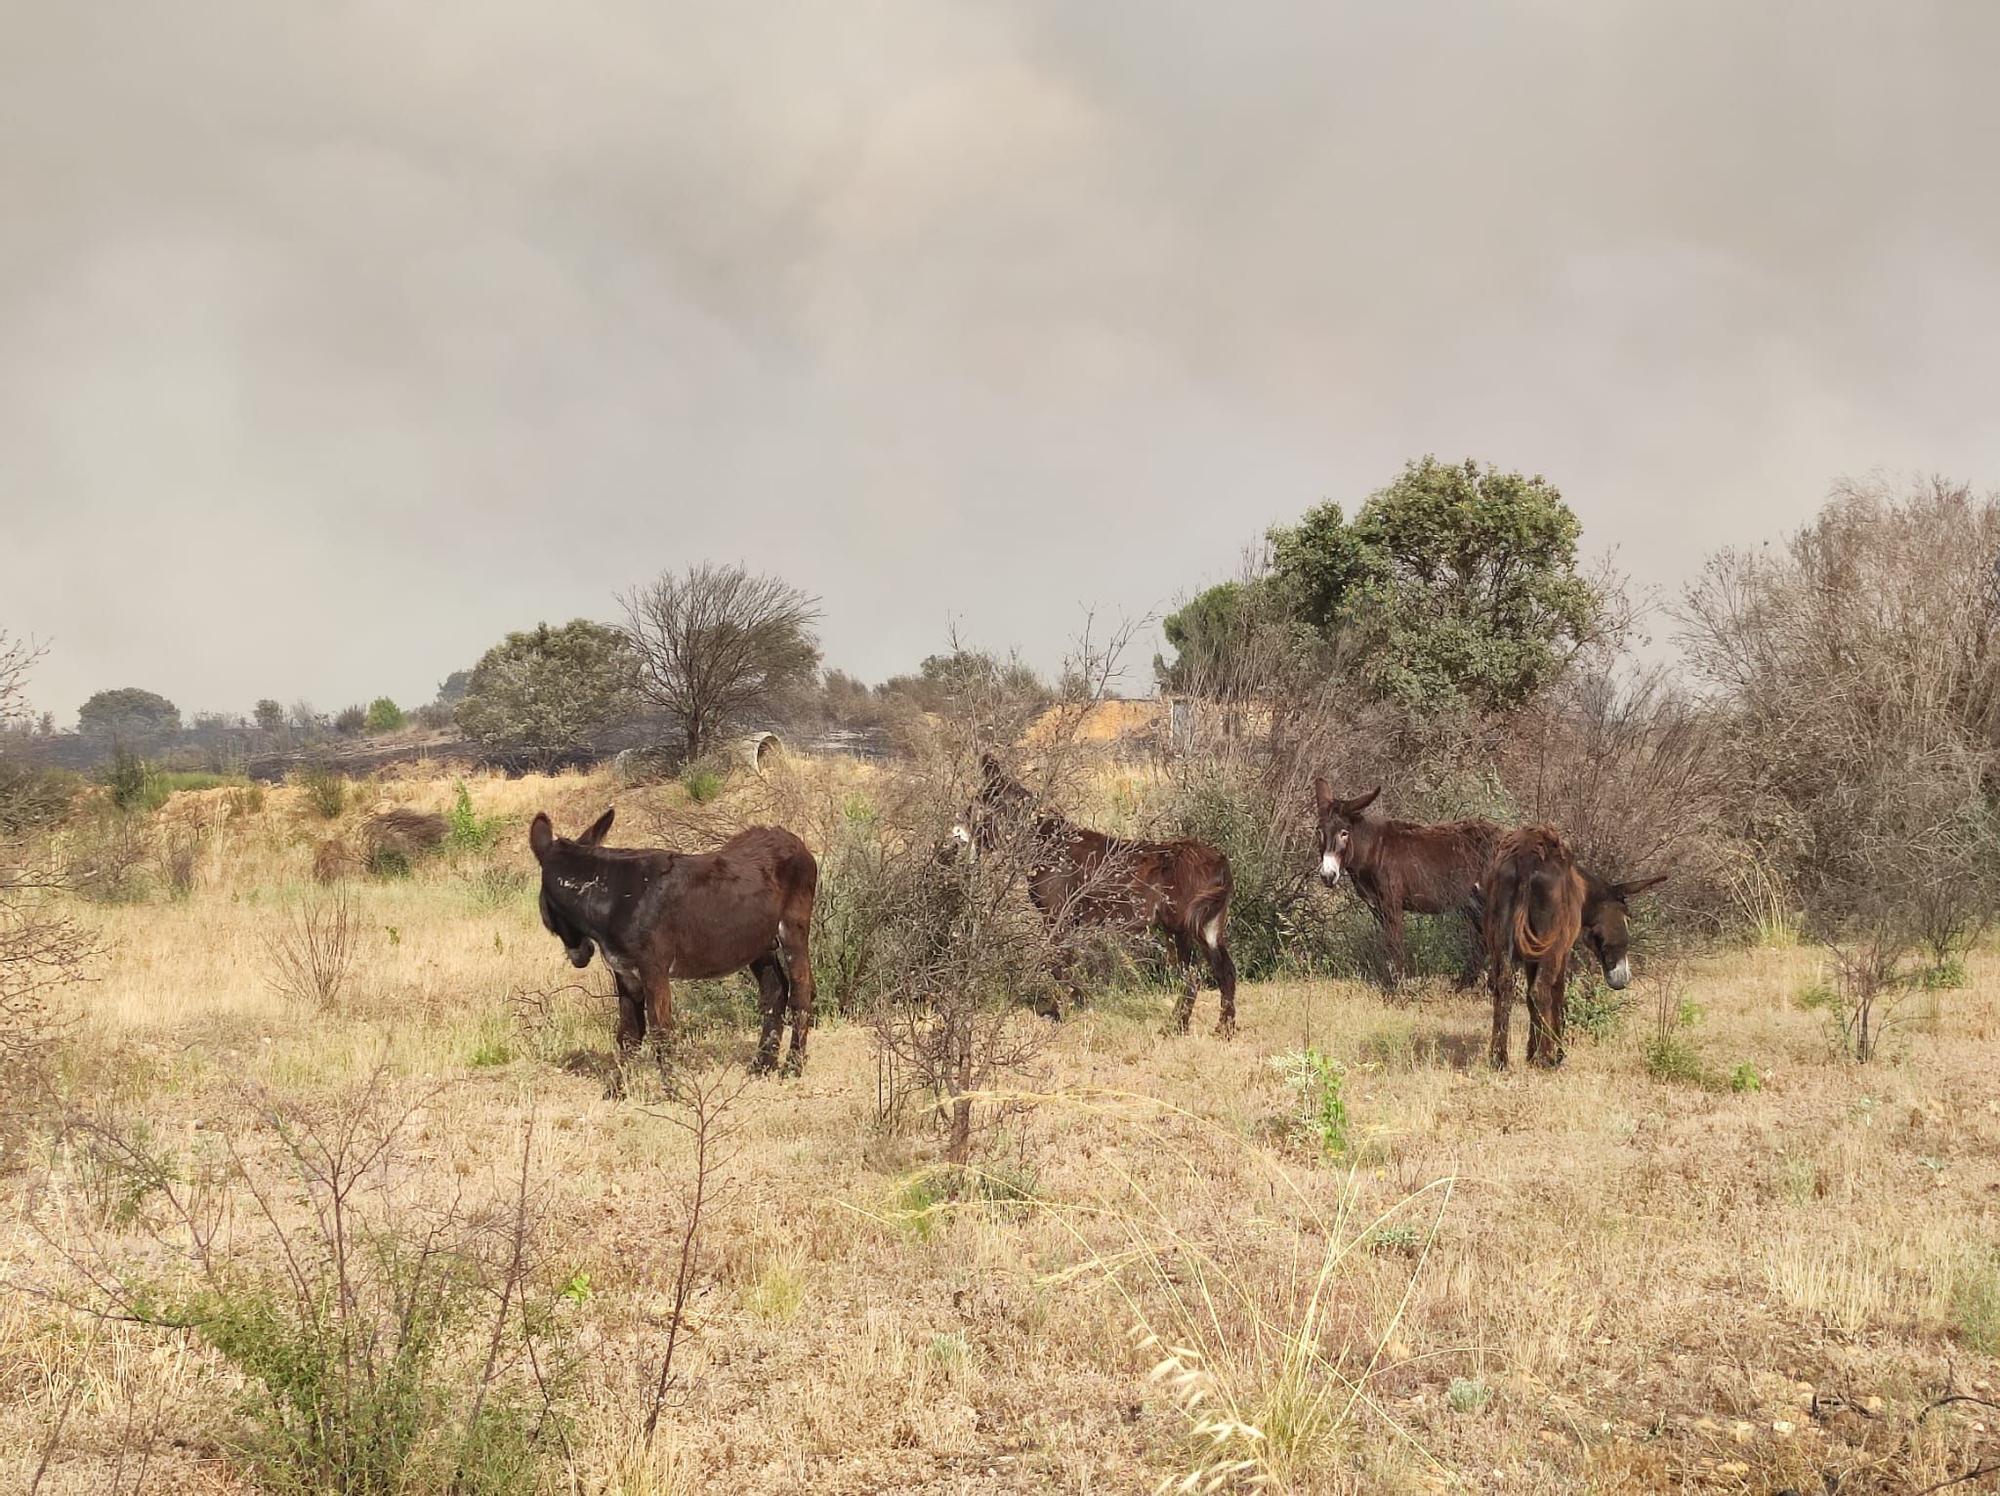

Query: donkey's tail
left=1186, top=855, right=1233, bottom=951
left=1509, top=863, right=1563, bottom=961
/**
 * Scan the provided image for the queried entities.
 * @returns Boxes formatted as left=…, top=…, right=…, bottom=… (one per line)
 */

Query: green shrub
left=1566, top=978, right=1631, bottom=1042
left=103, top=746, right=167, bottom=813
left=464, top=865, right=533, bottom=910
left=294, top=765, right=346, bottom=819
left=1448, top=1377, right=1492, bottom=1415
left=77, top=1087, right=570, bottom=1496
left=445, top=780, right=504, bottom=851
left=1272, top=1048, right=1348, bottom=1159
left=364, top=697, right=406, bottom=733
left=681, top=762, right=726, bottom=803
left=1918, top=956, right=1968, bottom=991
left=468, top=1032, right=514, bottom=1068
left=366, top=846, right=413, bottom=879
left=1644, top=1034, right=1708, bottom=1086
left=1729, top=1062, right=1763, bottom=1094
left=1955, top=1253, right=2000, bottom=1356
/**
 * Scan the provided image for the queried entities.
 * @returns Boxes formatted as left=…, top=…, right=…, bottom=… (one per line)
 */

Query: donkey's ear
left=1615, top=872, right=1669, bottom=900
left=1345, top=786, right=1382, bottom=816
left=1313, top=777, right=1335, bottom=814
left=528, top=813, right=555, bottom=862
left=577, top=807, right=615, bottom=847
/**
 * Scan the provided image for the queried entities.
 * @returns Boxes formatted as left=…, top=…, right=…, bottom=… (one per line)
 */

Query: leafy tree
left=1269, top=457, right=1600, bottom=716
left=435, top=669, right=472, bottom=706
left=333, top=704, right=367, bottom=735
left=620, top=564, right=821, bottom=762
left=253, top=699, right=285, bottom=732
left=455, top=620, right=642, bottom=768
left=363, top=697, right=406, bottom=733
left=77, top=686, right=181, bottom=738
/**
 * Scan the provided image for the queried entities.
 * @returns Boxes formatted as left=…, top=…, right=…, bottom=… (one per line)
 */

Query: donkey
left=1482, top=825, right=1587, bottom=1068
left=961, top=754, right=1238, bottom=1034
left=529, top=808, right=819, bottom=1075
left=1312, top=780, right=1499, bottom=990
left=1483, top=826, right=1668, bottom=1068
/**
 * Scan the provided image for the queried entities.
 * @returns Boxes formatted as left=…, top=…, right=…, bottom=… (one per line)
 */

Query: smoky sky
left=6, top=2, right=2000, bottom=722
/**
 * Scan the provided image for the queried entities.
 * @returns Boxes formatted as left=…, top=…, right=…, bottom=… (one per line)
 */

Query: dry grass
left=4, top=762, right=1999, bottom=1492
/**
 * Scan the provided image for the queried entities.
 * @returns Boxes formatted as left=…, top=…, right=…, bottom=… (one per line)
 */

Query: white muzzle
left=1606, top=958, right=1631, bottom=991
left=1319, top=851, right=1342, bottom=884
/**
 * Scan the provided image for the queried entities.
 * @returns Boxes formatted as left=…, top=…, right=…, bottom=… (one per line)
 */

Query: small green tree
left=1269, top=457, right=1601, bottom=716
left=456, top=620, right=641, bottom=768
left=253, top=699, right=285, bottom=732
left=78, top=687, right=181, bottom=738
left=364, top=697, right=406, bottom=733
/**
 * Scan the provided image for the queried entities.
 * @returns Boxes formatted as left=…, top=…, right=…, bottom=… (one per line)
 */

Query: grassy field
left=4, top=762, right=1999, bottom=1494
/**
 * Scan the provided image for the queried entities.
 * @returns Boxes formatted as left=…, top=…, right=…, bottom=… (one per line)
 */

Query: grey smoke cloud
left=6, top=2, right=1999, bottom=720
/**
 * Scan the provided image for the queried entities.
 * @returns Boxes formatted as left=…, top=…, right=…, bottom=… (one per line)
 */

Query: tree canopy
left=456, top=620, right=642, bottom=768
left=77, top=686, right=181, bottom=738
left=1267, top=457, right=1599, bottom=716
left=620, top=563, right=821, bottom=762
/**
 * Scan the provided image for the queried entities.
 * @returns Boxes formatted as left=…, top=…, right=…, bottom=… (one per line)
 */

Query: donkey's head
left=1311, top=779, right=1381, bottom=886
left=944, top=752, right=1035, bottom=860
left=1579, top=871, right=1669, bottom=989
left=529, top=808, right=615, bottom=968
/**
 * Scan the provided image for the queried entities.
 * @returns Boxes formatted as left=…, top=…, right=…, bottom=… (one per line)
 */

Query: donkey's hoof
left=778, top=1053, right=805, bottom=1079
left=1214, top=1020, right=1237, bottom=1040
left=748, top=1053, right=779, bottom=1077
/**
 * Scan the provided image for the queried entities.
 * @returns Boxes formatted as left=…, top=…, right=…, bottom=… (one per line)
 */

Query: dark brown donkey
left=1312, top=780, right=1498, bottom=989
left=530, top=809, right=819, bottom=1075
left=1483, top=826, right=1669, bottom=1068
left=964, top=754, right=1238, bottom=1034
left=1482, top=825, right=1587, bottom=1068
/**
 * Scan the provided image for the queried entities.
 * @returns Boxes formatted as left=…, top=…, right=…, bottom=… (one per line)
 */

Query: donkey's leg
left=749, top=957, right=786, bottom=1075
left=1455, top=898, right=1487, bottom=990
left=1525, top=962, right=1557, bottom=1068
left=1170, top=930, right=1199, bottom=1033
left=779, top=915, right=817, bottom=1077
left=614, top=974, right=647, bottom=1054
left=1041, top=937, right=1074, bottom=1022
left=643, top=972, right=676, bottom=1055
left=1545, top=958, right=1570, bottom=1069
left=1208, top=933, right=1238, bottom=1038
left=1380, top=899, right=1408, bottom=993
left=1487, top=956, right=1514, bottom=1068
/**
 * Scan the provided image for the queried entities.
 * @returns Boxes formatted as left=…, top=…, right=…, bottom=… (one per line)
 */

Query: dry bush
left=33, top=1071, right=576, bottom=1492
left=161, top=822, right=204, bottom=900
left=1, top=636, right=100, bottom=1151
left=639, top=1066, right=747, bottom=1446
left=862, top=623, right=1157, bottom=1163
left=621, top=562, right=822, bottom=763
left=312, top=837, right=361, bottom=884
left=365, top=807, right=448, bottom=857
left=263, top=884, right=358, bottom=1012
left=1500, top=660, right=1734, bottom=931
left=1678, top=476, right=2000, bottom=1002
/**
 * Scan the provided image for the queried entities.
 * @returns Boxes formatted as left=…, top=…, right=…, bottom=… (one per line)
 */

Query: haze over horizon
left=7, top=3, right=2000, bottom=723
